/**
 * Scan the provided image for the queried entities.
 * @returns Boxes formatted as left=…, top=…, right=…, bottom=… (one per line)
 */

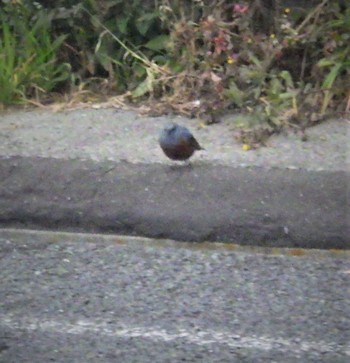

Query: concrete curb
left=0, top=156, right=348, bottom=249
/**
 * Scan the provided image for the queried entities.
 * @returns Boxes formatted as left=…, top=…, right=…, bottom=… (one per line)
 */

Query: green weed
left=0, top=9, right=70, bottom=106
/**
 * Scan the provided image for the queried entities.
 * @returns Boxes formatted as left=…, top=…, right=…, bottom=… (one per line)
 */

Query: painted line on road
left=0, top=314, right=348, bottom=356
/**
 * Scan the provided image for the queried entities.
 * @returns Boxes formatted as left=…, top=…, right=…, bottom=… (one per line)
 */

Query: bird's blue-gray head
left=163, top=123, right=177, bottom=134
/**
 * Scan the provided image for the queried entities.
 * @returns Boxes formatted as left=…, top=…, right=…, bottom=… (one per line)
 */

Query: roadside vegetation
left=0, top=0, right=349, bottom=144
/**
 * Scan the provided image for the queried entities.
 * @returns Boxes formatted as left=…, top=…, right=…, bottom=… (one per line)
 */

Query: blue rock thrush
left=159, top=123, right=204, bottom=161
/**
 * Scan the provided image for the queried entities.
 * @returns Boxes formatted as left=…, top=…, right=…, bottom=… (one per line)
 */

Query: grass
left=0, top=12, right=70, bottom=107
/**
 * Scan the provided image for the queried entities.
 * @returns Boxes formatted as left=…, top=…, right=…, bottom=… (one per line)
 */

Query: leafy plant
left=48, top=0, right=167, bottom=94
left=1, top=0, right=348, bottom=144
left=0, top=6, right=70, bottom=106
left=316, top=5, right=350, bottom=114
left=149, top=0, right=349, bottom=143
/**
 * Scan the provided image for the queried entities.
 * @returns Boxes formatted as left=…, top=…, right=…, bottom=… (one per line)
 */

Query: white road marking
left=0, top=314, right=348, bottom=356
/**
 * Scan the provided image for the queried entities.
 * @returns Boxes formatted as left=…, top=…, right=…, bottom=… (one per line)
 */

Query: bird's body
left=159, top=123, right=204, bottom=161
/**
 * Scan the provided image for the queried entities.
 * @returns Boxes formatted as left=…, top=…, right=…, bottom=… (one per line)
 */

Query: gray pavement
left=0, top=229, right=349, bottom=363
left=0, top=108, right=349, bottom=248
left=0, top=108, right=348, bottom=170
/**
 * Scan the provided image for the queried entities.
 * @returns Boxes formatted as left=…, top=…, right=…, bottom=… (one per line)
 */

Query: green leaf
left=131, top=78, right=151, bottom=98
left=131, top=68, right=155, bottom=98
left=151, top=55, right=168, bottom=65
left=322, top=63, right=342, bottom=89
left=136, top=13, right=158, bottom=35
left=135, top=22, right=148, bottom=36
left=116, top=16, right=129, bottom=34
left=133, top=63, right=146, bottom=78
left=279, top=70, right=294, bottom=88
left=268, top=77, right=283, bottom=95
left=168, top=60, right=183, bottom=73
left=317, top=58, right=334, bottom=67
left=320, top=63, right=343, bottom=114
left=279, top=92, right=296, bottom=99
left=247, top=51, right=262, bottom=68
left=144, top=35, right=170, bottom=51
left=224, top=81, right=244, bottom=107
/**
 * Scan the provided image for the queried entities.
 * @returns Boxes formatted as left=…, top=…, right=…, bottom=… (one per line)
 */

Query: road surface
left=1, top=229, right=349, bottom=362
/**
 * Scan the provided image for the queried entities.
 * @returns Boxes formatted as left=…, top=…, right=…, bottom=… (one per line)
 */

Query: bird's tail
left=190, top=136, right=204, bottom=150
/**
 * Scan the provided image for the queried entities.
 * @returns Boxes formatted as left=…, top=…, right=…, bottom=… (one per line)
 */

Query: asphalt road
left=1, top=229, right=349, bottom=363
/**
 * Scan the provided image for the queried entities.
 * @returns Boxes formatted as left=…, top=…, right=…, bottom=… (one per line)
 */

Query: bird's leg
left=184, top=160, right=193, bottom=168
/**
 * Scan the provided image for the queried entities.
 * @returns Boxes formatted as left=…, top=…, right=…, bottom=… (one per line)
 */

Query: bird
left=159, top=123, right=204, bottom=161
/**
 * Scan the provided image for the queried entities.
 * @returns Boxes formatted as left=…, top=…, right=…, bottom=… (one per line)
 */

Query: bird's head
left=163, top=123, right=178, bottom=134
